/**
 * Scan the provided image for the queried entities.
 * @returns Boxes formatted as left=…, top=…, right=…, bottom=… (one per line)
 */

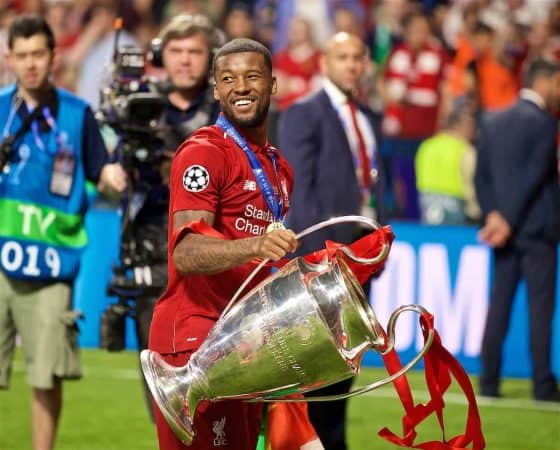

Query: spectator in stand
left=223, top=2, right=256, bottom=40
left=256, top=0, right=366, bottom=54
left=475, top=59, right=560, bottom=402
left=379, top=12, right=449, bottom=219
left=368, top=0, right=409, bottom=68
left=45, top=0, right=80, bottom=90
left=449, top=21, right=494, bottom=113
left=474, top=19, right=523, bottom=112
left=273, top=17, right=321, bottom=111
left=415, top=104, right=480, bottom=225
left=333, top=6, right=363, bottom=37
left=367, top=0, right=410, bottom=113
left=72, top=1, right=138, bottom=110
left=526, top=20, right=560, bottom=67
left=0, top=0, right=17, bottom=87
left=159, top=0, right=204, bottom=22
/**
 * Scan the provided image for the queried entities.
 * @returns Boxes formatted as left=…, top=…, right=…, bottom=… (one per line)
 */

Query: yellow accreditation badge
left=266, top=221, right=286, bottom=233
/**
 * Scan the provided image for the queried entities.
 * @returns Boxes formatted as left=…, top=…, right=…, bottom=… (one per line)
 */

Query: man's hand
left=253, top=228, right=299, bottom=261
left=478, top=210, right=512, bottom=248
left=97, top=163, right=127, bottom=199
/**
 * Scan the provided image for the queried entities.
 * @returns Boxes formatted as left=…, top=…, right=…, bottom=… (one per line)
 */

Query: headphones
left=148, top=14, right=225, bottom=69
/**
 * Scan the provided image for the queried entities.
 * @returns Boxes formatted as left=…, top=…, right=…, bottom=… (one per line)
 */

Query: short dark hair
left=523, top=59, right=559, bottom=88
left=212, top=38, right=272, bottom=78
left=8, top=15, right=55, bottom=51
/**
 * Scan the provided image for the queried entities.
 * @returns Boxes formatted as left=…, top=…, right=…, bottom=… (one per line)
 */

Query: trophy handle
left=253, top=305, right=434, bottom=403
left=219, top=215, right=390, bottom=320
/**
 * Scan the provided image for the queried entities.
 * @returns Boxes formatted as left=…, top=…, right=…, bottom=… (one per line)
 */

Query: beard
left=222, top=97, right=270, bottom=128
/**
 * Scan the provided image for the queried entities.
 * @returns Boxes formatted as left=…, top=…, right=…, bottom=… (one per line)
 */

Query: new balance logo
left=243, top=180, right=257, bottom=191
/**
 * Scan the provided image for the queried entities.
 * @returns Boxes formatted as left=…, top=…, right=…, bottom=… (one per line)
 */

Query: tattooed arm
left=172, top=210, right=298, bottom=276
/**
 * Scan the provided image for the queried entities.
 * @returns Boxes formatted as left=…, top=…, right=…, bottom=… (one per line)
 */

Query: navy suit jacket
left=278, top=89, right=385, bottom=255
left=475, top=98, right=560, bottom=243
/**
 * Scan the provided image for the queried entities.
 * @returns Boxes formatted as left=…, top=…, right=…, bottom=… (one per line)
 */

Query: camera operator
left=0, top=16, right=126, bottom=450
left=124, top=13, right=223, bottom=421
left=153, top=13, right=223, bottom=152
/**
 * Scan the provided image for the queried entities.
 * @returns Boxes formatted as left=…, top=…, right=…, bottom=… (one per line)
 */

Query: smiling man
left=129, top=14, right=224, bottom=424
left=148, top=38, right=299, bottom=450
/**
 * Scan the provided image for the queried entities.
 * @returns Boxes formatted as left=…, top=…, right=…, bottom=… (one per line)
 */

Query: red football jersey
left=382, top=42, right=449, bottom=139
left=149, top=124, right=293, bottom=354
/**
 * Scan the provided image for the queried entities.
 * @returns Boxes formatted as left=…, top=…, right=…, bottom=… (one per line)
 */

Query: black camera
left=98, top=45, right=167, bottom=141
left=99, top=301, right=130, bottom=352
left=0, top=135, right=14, bottom=172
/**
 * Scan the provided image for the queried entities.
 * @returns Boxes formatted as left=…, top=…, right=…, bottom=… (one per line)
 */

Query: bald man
left=278, top=32, right=386, bottom=450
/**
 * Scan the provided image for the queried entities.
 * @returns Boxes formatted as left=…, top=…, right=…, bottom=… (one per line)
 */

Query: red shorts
left=153, top=350, right=263, bottom=450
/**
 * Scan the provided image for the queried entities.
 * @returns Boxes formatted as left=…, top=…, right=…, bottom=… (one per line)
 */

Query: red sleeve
left=169, top=136, right=227, bottom=216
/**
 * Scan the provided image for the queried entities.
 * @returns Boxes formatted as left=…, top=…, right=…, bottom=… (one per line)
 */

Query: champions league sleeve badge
left=183, top=165, right=210, bottom=193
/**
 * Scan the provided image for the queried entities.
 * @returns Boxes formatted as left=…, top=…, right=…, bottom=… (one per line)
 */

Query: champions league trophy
left=141, top=216, right=435, bottom=445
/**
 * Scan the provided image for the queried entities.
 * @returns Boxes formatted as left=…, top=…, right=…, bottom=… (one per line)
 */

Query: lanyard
left=2, top=96, right=23, bottom=138
left=216, top=114, right=283, bottom=223
left=30, top=106, right=66, bottom=154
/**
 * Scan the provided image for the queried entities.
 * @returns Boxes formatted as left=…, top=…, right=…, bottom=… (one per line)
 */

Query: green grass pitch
left=0, top=349, right=558, bottom=449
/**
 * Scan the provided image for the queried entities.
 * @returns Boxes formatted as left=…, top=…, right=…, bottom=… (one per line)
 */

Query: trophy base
left=140, top=350, right=195, bottom=445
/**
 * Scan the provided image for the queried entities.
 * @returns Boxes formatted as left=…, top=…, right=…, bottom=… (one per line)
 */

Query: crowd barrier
left=74, top=206, right=560, bottom=379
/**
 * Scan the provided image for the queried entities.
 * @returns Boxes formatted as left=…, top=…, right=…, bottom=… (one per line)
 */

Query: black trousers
left=306, top=377, right=354, bottom=450
left=133, top=261, right=166, bottom=422
left=135, top=294, right=157, bottom=421
left=480, top=239, right=558, bottom=399
left=305, top=274, right=373, bottom=450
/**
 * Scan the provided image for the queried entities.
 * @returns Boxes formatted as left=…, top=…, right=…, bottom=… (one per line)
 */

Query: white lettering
left=39, top=212, right=55, bottom=236
left=243, top=204, right=273, bottom=222
left=17, top=205, right=56, bottom=237
left=370, top=242, right=416, bottom=351
left=234, top=217, right=265, bottom=236
left=45, top=247, right=60, bottom=277
left=17, top=205, right=35, bottom=236
left=417, top=244, right=489, bottom=356
left=0, top=242, right=61, bottom=277
left=1, top=241, right=23, bottom=271
left=22, top=245, right=40, bottom=276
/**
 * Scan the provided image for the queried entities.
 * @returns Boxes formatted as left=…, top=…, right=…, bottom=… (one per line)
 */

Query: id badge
left=50, top=150, right=75, bottom=197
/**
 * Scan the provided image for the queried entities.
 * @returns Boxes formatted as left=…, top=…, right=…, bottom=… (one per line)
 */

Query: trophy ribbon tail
left=378, top=311, right=486, bottom=450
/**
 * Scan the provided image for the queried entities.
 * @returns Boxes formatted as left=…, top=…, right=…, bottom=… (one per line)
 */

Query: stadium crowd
left=1, top=0, right=559, bottom=223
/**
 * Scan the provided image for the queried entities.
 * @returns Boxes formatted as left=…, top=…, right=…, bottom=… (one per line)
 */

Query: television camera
left=98, top=44, right=169, bottom=351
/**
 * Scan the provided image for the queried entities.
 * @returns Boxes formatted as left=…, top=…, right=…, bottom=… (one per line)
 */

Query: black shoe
left=535, top=391, right=560, bottom=403
left=479, top=388, right=501, bottom=398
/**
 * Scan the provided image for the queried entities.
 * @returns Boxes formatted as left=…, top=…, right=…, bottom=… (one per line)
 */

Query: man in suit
left=475, top=59, right=560, bottom=402
left=278, top=32, right=385, bottom=450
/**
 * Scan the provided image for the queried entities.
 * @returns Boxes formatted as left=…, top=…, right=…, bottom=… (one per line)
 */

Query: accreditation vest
left=0, top=85, right=89, bottom=281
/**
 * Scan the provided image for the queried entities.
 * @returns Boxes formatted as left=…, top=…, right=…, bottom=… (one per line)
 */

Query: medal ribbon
left=216, top=114, right=283, bottom=223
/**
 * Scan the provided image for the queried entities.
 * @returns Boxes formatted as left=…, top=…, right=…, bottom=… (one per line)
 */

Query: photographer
left=0, top=16, right=126, bottom=450
left=109, top=13, right=222, bottom=422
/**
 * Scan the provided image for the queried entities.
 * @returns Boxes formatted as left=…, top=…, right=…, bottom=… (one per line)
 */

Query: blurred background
left=0, top=0, right=559, bottom=449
